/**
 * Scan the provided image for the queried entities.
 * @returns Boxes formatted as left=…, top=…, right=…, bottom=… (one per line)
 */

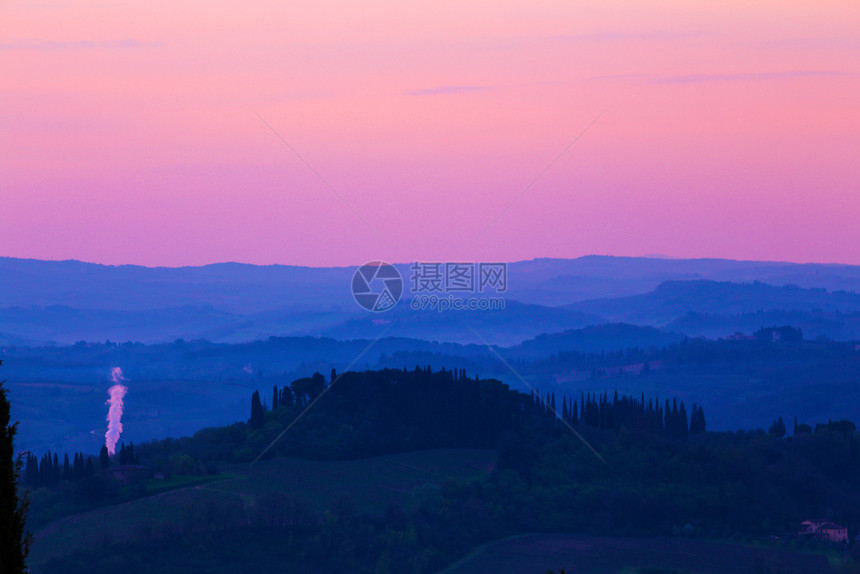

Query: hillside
left=7, top=334, right=860, bottom=455
left=666, top=309, right=860, bottom=340
left=441, top=534, right=832, bottom=574
left=569, top=280, right=860, bottom=326
left=29, top=449, right=496, bottom=570
left=19, top=366, right=860, bottom=574
left=504, top=323, right=685, bottom=360
left=1, top=256, right=860, bottom=345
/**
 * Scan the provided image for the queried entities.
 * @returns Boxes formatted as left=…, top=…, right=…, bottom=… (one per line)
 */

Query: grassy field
left=211, top=447, right=496, bottom=514
left=28, top=448, right=496, bottom=569
left=438, top=533, right=833, bottom=574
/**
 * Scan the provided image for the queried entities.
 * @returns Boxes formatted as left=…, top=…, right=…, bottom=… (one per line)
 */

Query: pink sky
left=2, top=0, right=858, bottom=267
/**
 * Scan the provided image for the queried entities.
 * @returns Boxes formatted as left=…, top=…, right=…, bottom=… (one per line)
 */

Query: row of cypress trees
left=534, top=389, right=706, bottom=439
left=25, top=442, right=139, bottom=487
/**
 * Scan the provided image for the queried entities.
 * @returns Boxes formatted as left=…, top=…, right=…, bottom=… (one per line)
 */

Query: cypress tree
left=1, top=377, right=32, bottom=573
left=74, top=453, right=83, bottom=480
left=250, top=390, right=264, bottom=428
left=25, top=455, right=38, bottom=487
left=678, top=401, right=689, bottom=438
left=39, top=454, right=50, bottom=486
left=769, top=416, right=787, bottom=438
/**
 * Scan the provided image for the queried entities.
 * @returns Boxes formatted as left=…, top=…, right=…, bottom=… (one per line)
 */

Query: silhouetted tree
left=52, top=452, right=60, bottom=484
left=769, top=416, right=787, bottom=438
left=815, top=419, right=856, bottom=437
left=290, top=372, right=326, bottom=407
left=99, top=445, right=110, bottom=469
left=1, top=375, right=31, bottom=573
left=39, top=453, right=52, bottom=485
left=279, top=385, right=293, bottom=408
left=249, top=390, right=264, bottom=428
left=25, top=454, right=38, bottom=487
left=690, top=405, right=706, bottom=434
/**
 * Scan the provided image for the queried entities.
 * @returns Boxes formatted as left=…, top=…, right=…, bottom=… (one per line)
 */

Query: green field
left=214, top=447, right=495, bottom=514
left=439, top=534, right=833, bottom=574
left=28, top=448, right=496, bottom=569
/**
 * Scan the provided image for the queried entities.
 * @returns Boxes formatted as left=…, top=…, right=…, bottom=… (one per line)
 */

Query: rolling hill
left=1, top=255, right=859, bottom=345
left=568, top=280, right=860, bottom=327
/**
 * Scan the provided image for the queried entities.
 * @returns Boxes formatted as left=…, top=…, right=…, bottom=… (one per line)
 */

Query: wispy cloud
left=651, top=70, right=853, bottom=84
left=589, top=70, right=853, bottom=84
left=587, top=73, right=651, bottom=82
left=549, top=30, right=713, bottom=44
left=405, top=85, right=489, bottom=96
left=0, top=39, right=163, bottom=50
left=754, top=36, right=860, bottom=52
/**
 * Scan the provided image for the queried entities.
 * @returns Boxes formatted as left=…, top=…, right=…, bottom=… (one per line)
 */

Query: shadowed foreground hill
left=22, top=367, right=860, bottom=574
left=29, top=449, right=496, bottom=570
left=440, top=534, right=832, bottom=574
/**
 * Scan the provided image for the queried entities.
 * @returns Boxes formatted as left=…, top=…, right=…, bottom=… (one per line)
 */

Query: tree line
left=24, top=442, right=139, bottom=488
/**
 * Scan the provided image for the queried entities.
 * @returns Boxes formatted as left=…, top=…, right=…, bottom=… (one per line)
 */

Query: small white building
left=801, top=519, right=848, bottom=543
left=820, top=524, right=849, bottom=544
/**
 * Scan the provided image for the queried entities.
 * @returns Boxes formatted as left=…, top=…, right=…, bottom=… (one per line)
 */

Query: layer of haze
left=2, top=0, right=858, bottom=266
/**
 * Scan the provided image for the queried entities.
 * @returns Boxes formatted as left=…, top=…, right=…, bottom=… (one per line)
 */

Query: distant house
left=108, top=464, right=148, bottom=485
left=820, top=524, right=849, bottom=544
left=800, top=519, right=849, bottom=544
left=801, top=519, right=829, bottom=534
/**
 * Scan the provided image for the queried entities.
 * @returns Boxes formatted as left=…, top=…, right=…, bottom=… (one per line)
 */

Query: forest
left=15, top=367, right=860, bottom=574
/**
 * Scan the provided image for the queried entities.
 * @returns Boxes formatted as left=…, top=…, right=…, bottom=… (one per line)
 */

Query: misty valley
left=1, top=257, right=859, bottom=574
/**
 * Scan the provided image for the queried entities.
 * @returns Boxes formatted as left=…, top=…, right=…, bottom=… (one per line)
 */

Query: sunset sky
left=2, top=0, right=858, bottom=267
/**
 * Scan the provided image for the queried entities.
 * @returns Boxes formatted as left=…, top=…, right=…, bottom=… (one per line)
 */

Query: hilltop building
left=800, top=519, right=849, bottom=544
